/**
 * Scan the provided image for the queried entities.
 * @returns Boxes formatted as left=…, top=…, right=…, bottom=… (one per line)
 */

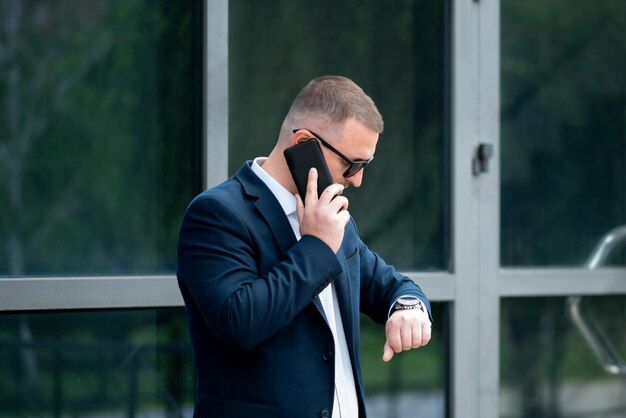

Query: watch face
left=397, top=297, right=419, bottom=306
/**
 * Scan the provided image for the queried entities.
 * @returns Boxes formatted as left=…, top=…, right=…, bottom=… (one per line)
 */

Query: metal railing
left=567, top=225, right=626, bottom=376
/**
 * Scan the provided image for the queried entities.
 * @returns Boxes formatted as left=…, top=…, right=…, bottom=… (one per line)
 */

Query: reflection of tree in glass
left=501, top=0, right=626, bottom=267
left=1, top=1, right=113, bottom=401
left=1, top=0, right=199, bottom=276
left=1, top=2, right=112, bottom=276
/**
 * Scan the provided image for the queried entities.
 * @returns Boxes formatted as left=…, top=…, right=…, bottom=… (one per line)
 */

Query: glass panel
left=501, top=0, right=626, bottom=267
left=500, top=296, right=626, bottom=418
left=361, top=303, right=447, bottom=418
left=0, top=1, right=202, bottom=276
left=0, top=308, right=194, bottom=417
left=229, top=0, right=450, bottom=271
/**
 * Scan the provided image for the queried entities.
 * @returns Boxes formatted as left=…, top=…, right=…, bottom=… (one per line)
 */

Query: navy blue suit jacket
left=177, top=162, right=431, bottom=418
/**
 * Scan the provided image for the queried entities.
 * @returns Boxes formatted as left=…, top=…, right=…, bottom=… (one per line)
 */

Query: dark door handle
left=472, top=143, right=494, bottom=176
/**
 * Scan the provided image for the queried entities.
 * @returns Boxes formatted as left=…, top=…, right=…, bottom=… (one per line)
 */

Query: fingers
left=304, top=167, right=345, bottom=207
left=295, top=193, right=304, bottom=223
left=425, top=322, right=432, bottom=345
left=328, top=195, right=349, bottom=213
left=319, top=183, right=346, bottom=204
left=304, top=168, right=318, bottom=206
left=401, top=322, right=417, bottom=350
left=411, top=320, right=422, bottom=348
left=299, top=168, right=349, bottom=253
left=421, top=320, right=432, bottom=345
left=383, top=310, right=432, bottom=361
left=382, top=341, right=394, bottom=362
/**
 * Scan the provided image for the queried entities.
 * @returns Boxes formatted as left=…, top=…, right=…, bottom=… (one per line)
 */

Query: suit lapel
left=255, top=197, right=297, bottom=256
left=235, top=162, right=297, bottom=256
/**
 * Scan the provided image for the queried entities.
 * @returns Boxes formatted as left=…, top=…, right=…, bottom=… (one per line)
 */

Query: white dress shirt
left=251, top=157, right=359, bottom=418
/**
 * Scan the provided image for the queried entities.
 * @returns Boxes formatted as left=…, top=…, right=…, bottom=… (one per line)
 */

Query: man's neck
left=259, top=151, right=297, bottom=195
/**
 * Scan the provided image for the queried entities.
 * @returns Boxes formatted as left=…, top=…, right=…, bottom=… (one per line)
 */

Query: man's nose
left=346, top=170, right=364, bottom=188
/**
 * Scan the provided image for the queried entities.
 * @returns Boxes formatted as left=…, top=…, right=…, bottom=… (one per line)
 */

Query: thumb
left=382, top=340, right=394, bottom=362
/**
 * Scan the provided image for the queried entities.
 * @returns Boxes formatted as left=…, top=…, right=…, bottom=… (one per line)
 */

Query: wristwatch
left=391, top=296, right=424, bottom=314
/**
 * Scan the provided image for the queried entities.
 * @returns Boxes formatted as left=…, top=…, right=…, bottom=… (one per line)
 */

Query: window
left=0, top=308, right=194, bottom=416
left=0, top=0, right=202, bottom=276
left=500, top=0, right=626, bottom=267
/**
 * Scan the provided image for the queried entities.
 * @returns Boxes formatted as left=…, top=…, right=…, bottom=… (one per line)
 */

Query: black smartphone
left=284, top=139, right=334, bottom=200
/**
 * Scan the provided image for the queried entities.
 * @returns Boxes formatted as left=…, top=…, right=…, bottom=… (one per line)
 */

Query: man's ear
left=292, top=130, right=311, bottom=146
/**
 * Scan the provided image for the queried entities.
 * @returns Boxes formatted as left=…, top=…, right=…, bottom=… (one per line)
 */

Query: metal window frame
left=204, top=0, right=229, bottom=190
left=450, top=1, right=500, bottom=417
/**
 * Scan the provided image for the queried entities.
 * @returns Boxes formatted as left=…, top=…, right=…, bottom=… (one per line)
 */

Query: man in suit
left=177, top=75, right=432, bottom=418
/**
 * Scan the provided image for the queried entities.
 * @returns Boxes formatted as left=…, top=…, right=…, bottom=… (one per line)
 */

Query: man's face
left=321, top=118, right=379, bottom=189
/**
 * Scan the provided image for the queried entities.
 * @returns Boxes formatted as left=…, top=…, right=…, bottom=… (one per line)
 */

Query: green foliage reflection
left=501, top=0, right=626, bottom=267
left=0, top=0, right=200, bottom=276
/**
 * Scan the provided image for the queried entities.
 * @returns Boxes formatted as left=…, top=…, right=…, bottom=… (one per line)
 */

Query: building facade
left=1, top=1, right=625, bottom=417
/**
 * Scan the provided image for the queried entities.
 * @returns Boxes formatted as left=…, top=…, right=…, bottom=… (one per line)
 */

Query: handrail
left=586, top=226, right=626, bottom=268
left=567, top=225, right=626, bottom=376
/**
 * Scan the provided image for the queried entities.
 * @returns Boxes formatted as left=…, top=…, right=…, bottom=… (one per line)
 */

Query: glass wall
left=0, top=308, right=194, bottom=417
left=0, top=0, right=202, bottom=276
left=500, top=0, right=626, bottom=267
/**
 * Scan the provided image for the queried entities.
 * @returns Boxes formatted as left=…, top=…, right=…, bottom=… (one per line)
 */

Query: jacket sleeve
left=177, top=193, right=343, bottom=351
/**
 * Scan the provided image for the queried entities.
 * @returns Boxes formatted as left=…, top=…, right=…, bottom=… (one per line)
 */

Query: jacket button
left=323, top=350, right=333, bottom=361
left=321, top=409, right=331, bottom=418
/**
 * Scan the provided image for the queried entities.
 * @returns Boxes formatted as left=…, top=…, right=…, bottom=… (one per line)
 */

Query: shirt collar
left=251, top=157, right=297, bottom=216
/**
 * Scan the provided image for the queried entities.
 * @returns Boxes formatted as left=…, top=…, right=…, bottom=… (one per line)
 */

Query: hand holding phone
left=284, top=139, right=334, bottom=199
left=284, top=139, right=349, bottom=252
left=296, top=168, right=350, bottom=252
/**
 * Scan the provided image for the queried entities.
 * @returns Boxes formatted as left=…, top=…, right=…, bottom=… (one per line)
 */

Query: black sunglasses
left=292, top=129, right=374, bottom=178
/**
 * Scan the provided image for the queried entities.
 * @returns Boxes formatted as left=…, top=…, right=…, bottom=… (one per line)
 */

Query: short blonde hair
left=285, top=75, right=384, bottom=134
